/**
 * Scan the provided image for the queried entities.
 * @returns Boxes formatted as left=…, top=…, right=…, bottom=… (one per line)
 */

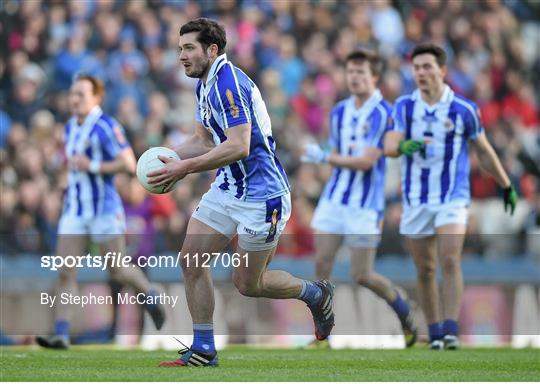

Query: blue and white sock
left=428, top=322, right=443, bottom=342
left=298, top=280, right=323, bottom=306
left=54, top=320, right=70, bottom=339
left=442, top=319, right=459, bottom=336
left=192, top=323, right=215, bottom=354
left=389, top=290, right=410, bottom=319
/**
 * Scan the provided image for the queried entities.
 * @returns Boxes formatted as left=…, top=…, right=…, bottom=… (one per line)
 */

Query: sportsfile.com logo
left=40, top=252, right=249, bottom=271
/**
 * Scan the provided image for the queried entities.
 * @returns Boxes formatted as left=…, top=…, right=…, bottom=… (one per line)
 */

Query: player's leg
left=351, top=247, right=394, bottom=299
left=160, top=189, right=234, bottom=367
left=98, top=234, right=166, bottom=330
left=232, top=194, right=334, bottom=341
left=159, top=217, right=230, bottom=367
left=345, top=211, right=396, bottom=302
left=233, top=242, right=335, bottom=341
left=401, top=204, right=443, bottom=348
left=100, top=235, right=150, bottom=293
left=314, top=233, right=344, bottom=280
left=36, top=233, right=87, bottom=349
left=232, top=244, right=303, bottom=299
left=349, top=246, right=417, bottom=347
left=181, top=217, right=230, bottom=325
left=407, top=236, right=442, bottom=348
left=306, top=233, right=342, bottom=347
left=436, top=223, right=466, bottom=349
left=311, top=199, right=345, bottom=280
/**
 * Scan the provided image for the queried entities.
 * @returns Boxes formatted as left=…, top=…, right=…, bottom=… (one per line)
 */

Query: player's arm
left=470, top=132, right=517, bottom=214
left=98, top=148, right=136, bottom=174
left=72, top=147, right=136, bottom=175
left=72, top=121, right=136, bottom=175
left=328, top=148, right=382, bottom=171
left=384, top=99, right=424, bottom=158
left=174, top=122, right=216, bottom=159
left=383, top=131, right=405, bottom=158
left=384, top=131, right=424, bottom=158
left=147, top=123, right=250, bottom=191
left=184, top=123, right=250, bottom=172
left=302, top=145, right=381, bottom=171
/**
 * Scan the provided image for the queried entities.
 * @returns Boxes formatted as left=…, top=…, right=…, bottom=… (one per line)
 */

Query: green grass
left=1, top=346, right=539, bottom=381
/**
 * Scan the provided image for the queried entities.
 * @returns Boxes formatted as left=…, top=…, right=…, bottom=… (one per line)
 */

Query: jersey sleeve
left=96, top=118, right=130, bottom=160
left=213, top=70, right=251, bottom=129
left=390, top=98, right=406, bottom=133
left=367, top=106, right=392, bottom=150
left=328, top=109, right=339, bottom=150
left=464, top=102, right=484, bottom=140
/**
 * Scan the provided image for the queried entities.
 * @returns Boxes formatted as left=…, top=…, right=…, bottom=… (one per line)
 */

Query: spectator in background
left=369, top=0, right=405, bottom=56
left=53, top=25, right=104, bottom=90
left=0, top=111, right=12, bottom=149
left=271, top=35, right=305, bottom=97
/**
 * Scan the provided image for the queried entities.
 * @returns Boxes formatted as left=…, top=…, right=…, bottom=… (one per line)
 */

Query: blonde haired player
left=36, top=74, right=164, bottom=349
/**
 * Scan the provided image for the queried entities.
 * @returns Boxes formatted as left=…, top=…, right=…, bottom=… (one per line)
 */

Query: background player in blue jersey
left=301, top=50, right=417, bottom=348
left=384, top=44, right=518, bottom=350
left=147, top=19, right=335, bottom=367
left=36, top=74, right=165, bottom=349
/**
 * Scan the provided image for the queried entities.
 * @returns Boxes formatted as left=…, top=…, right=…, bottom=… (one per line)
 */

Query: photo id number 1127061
left=182, top=252, right=249, bottom=268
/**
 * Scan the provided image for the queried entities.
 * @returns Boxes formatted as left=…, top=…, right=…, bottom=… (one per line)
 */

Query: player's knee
left=107, top=266, right=122, bottom=281
left=316, top=261, right=333, bottom=279
left=416, top=263, right=437, bottom=281
left=355, top=272, right=372, bottom=287
left=58, top=267, right=77, bottom=284
left=441, top=256, right=461, bottom=274
left=233, top=278, right=261, bottom=297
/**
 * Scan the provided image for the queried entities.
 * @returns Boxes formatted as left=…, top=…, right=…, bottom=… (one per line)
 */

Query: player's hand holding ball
left=301, top=143, right=330, bottom=164
left=136, top=147, right=183, bottom=194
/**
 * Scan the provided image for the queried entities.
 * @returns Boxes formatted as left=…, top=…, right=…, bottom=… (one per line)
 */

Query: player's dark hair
left=345, top=49, right=382, bottom=77
left=73, top=73, right=105, bottom=100
left=180, top=18, right=227, bottom=55
left=411, top=43, right=447, bottom=67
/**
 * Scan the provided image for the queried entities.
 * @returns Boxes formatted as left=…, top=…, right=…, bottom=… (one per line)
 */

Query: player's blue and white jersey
left=63, top=106, right=128, bottom=218
left=321, top=90, right=391, bottom=212
left=195, top=54, right=290, bottom=202
left=390, top=85, right=483, bottom=206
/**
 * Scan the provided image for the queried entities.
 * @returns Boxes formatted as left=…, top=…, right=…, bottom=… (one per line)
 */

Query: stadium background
left=0, top=0, right=539, bottom=348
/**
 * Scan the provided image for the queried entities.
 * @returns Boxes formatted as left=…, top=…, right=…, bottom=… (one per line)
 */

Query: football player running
left=301, top=50, right=417, bottom=349
left=37, top=74, right=165, bottom=349
left=149, top=18, right=335, bottom=367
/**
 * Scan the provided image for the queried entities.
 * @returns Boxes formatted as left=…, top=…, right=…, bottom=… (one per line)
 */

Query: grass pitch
left=1, top=345, right=539, bottom=381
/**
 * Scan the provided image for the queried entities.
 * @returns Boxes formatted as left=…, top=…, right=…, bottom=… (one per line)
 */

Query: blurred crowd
left=0, top=0, right=539, bottom=258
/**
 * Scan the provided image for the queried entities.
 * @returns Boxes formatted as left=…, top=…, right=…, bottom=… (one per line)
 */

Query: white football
left=136, top=147, right=180, bottom=194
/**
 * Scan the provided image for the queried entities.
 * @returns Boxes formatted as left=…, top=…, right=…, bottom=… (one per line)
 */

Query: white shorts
left=192, top=187, right=291, bottom=251
left=400, top=200, right=468, bottom=237
left=58, top=211, right=126, bottom=243
left=311, top=199, right=382, bottom=248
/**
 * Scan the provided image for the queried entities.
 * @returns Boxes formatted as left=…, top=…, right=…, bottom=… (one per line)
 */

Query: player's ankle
left=298, top=280, right=323, bottom=306
left=442, top=319, right=459, bottom=336
left=428, top=322, right=443, bottom=342
left=390, top=290, right=410, bottom=319
left=192, top=324, right=216, bottom=355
